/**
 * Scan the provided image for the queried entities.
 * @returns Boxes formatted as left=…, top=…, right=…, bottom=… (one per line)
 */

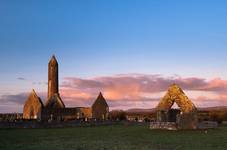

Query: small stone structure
left=151, top=84, right=198, bottom=130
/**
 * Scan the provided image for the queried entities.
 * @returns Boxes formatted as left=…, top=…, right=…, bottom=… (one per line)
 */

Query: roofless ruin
left=151, top=84, right=198, bottom=130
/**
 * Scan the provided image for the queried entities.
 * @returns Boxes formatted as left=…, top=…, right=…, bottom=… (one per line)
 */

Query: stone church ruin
left=150, top=84, right=198, bottom=130
left=92, top=92, right=109, bottom=120
left=23, top=55, right=109, bottom=122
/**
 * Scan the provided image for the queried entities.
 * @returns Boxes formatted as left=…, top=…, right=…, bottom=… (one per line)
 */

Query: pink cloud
left=60, top=74, right=227, bottom=109
left=198, top=78, right=227, bottom=92
left=1, top=74, right=227, bottom=113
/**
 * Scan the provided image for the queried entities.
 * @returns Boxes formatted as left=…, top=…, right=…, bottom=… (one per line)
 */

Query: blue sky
left=0, top=1, right=227, bottom=112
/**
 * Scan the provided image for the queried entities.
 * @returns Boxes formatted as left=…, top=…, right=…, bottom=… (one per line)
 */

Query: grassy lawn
left=0, top=124, right=227, bottom=150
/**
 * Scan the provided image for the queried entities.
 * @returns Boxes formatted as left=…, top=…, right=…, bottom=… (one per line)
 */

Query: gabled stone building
left=23, top=89, right=44, bottom=120
left=23, top=55, right=109, bottom=121
left=92, top=92, right=109, bottom=120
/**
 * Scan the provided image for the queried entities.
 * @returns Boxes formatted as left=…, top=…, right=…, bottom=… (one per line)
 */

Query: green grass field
left=0, top=124, right=227, bottom=150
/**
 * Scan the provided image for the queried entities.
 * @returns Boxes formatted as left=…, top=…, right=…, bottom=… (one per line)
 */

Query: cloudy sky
left=1, top=0, right=227, bottom=113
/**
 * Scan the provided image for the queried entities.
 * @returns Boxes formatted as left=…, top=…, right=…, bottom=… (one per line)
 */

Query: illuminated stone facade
left=156, top=84, right=198, bottom=129
left=23, top=90, right=43, bottom=120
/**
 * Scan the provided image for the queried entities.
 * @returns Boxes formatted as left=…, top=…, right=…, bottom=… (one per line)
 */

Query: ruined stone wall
left=77, top=107, right=92, bottom=119
left=41, top=107, right=92, bottom=121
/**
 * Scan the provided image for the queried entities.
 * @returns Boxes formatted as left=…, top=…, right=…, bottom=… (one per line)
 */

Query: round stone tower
left=48, top=55, right=59, bottom=100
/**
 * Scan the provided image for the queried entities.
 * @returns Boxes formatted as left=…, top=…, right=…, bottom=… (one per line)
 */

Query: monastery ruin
left=23, top=55, right=109, bottom=121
